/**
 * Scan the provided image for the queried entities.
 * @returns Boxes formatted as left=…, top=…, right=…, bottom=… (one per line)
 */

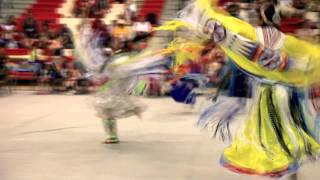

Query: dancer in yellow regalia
left=157, top=0, right=320, bottom=178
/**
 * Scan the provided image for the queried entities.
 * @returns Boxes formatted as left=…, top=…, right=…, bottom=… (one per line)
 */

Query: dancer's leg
left=102, top=118, right=119, bottom=143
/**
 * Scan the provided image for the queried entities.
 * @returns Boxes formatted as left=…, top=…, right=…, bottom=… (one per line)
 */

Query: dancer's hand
left=258, top=49, right=281, bottom=71
left=203, top=20, right=226, bottom=44
left=257, top=48, right=288, bottom=71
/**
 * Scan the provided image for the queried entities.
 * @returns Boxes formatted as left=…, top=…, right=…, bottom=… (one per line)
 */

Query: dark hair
left=226, top=4, right=240, bottom=17
left=264, top=4, right=276, bottom=23
left=258, top=3, right=280, bottom=28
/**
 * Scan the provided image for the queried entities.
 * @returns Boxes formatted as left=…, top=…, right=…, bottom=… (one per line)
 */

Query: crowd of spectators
left=35, top=56, right=89, bottom=94
left=0, top=0, right=154, bottom=94
left=76, top=0, right=152, bottom=53
left=221, top=0, right=320, bottom=42
left=1, top=0, right=152, bottom=53
left=151, top=0, right=320, bottom=96
left=0, top=12, right=79, bottom=93
left=0, top=14, right=74, bottom=51
left=1, top=0, right=319, bottom=96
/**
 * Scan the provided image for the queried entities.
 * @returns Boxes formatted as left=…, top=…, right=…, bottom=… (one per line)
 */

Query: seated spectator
left=2, top=16, right=17, bottom=38
left=2, top=16, right=17, bottom=30
left=23, top=13, right=39, bottom=39
left=48, top=58, right=66, bottom=89
left=73, top=58, right=90, bottom=94
left=5, top=36, right=19, bottom=48
left=1, top=16, right=19, bottom=48
left=63, top=61, right=82, bottom=90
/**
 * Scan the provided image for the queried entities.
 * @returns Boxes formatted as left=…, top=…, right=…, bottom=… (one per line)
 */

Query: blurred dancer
left=205, top=2, right=319, bottom=179
left=78, top=20, right=170, bottom=144
left=96, top=78, right=142, bottom=144
left=158, top=0, right=320, bottom=178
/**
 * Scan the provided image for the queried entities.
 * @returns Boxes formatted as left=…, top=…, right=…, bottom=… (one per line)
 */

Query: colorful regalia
left=77, top=22, right=172, bottom=143
left=156, top=0, right=320, bottom=177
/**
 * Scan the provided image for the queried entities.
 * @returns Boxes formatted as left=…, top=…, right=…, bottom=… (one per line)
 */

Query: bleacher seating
left=1, top=0, right=67, bottom=81
left=2, top=0, right=169, bottom=82
left=4, top=49, right=29, bottom=56
left=16, top=0, right=66, bottom=31
left=0, top=0, right=36, bottom=19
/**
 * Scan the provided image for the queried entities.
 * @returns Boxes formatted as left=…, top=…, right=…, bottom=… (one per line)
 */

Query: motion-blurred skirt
left=220, top=85, right=320, bottom=177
